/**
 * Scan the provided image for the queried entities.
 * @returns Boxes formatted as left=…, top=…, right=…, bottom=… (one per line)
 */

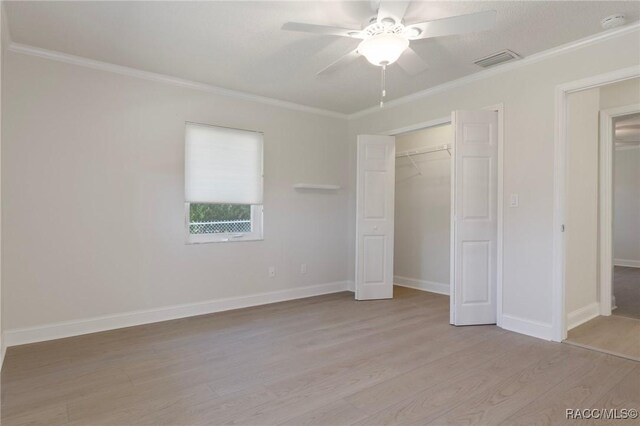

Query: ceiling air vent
left=474, top=50, right=521, bottom=68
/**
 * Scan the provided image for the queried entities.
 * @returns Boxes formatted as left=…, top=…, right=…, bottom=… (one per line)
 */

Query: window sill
left=186, top=234, right=263, bottom=244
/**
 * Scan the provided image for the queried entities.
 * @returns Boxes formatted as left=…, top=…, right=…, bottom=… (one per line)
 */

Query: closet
left=394, top=124, right=453, bottom=296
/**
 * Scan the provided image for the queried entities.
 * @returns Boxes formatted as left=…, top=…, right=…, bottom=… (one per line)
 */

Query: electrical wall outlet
left=300, top=263, right=307, bottom=274
left=268, top=266, right=276, bottom=278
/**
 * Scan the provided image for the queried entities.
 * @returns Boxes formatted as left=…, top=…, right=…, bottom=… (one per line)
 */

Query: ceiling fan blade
left=281, top=22, right=364, bottom=38
left=396, top=46, right=428, bottom=75
left=406, top=10, right=497, bottom=40
left=376, top=0, right=411, bottom=24
left=317, top=49, right=361, bottom=75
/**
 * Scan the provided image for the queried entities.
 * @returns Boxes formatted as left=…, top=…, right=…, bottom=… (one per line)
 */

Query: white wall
left=614, top=146, right=640, bottom=266
left=1, top=51, right=350, bottom=337
left=600, top=78, right=640, bottom=110
left=0, top=3, right=4, bottom=368
left=565, top=88, right=600, bottom=317
left=348, top=28, right=640, bottom=339
left=394, top=125, right=451, bottom=291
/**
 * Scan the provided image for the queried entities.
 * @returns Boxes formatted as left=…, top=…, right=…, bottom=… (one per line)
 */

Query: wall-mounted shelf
left=293, top=184, right=341, bottom=190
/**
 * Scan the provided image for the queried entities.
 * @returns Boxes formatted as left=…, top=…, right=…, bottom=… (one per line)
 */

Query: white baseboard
left=3, top=281, right=351, bottom=347
left=394, top=276, right=450, bottom=295
left=347, top=280, right=355, bottom=292
left=501, top=314, right=553, bottom=341
left=614, top=258, right=640, bottom=268
left=567, top=302, right=600, bottom=330
left=612, top=295, right=617, bottom=311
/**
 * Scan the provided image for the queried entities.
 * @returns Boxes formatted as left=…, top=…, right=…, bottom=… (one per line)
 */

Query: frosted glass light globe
left=358, top=33, right=409, bottom=66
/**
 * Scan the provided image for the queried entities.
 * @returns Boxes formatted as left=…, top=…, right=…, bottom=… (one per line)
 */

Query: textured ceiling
left=5, top=1, right=640, bottom=114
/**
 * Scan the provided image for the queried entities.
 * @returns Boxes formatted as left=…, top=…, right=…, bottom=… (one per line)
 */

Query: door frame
left=552, top=65, right=639, bottom=342
left=380, top=104, right=504, bottom=326
left=599, top=103, right=640, bottom=316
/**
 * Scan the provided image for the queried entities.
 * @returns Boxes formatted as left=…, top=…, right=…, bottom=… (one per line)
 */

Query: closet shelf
left=293, top=184, right=341, bottom=190
left=395, top=144, right=451, bottom=158
left=396, top=144, right=452, bottom=176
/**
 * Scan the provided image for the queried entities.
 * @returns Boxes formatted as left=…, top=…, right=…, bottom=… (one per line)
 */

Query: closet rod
left=395, top=144, right=451, bottom=158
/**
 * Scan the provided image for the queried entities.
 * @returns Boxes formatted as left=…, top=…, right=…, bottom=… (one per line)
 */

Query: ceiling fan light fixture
left=358, top=33, right=409, bottom=66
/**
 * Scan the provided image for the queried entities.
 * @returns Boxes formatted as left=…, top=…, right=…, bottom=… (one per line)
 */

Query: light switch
left=509, top=194, right=519, bottom=208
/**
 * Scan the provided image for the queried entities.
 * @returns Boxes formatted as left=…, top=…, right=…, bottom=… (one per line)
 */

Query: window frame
left=184, top=121, right=264, bottom=244
left=185, top=203, right=263, bottom=244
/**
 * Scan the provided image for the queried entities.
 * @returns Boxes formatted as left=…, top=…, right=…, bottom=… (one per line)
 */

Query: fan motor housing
left=363, top=21, right=405, bottom=37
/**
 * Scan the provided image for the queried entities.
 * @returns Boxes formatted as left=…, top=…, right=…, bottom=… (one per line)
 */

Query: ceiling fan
left=282, top=1, right=497, bottom=75
left=282, top=1, right=496, bottom=105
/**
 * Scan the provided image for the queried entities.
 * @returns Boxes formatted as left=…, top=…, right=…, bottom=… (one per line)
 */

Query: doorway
left=393, top=123, right=452, bottom=299
left=610, top=112, right=640, bottom=321
left=354, top=108, right=503, bottom=327
left=561, top=77, right=640, bottom=360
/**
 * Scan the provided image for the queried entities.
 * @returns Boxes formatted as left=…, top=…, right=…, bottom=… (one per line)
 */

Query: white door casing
left=451, top=110, right=499, bottom=325
left=355, top=135, right=396, bottom=300
left=599, top=103, right=640, bottom=316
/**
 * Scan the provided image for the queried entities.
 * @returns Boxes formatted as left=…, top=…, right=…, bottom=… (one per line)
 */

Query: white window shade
left=185, top=123, right=263, bottom=204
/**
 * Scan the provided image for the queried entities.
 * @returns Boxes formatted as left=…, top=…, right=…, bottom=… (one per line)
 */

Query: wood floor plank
left=426, top=344, right=593, bottom=425
left=498, top=351, right=637, bottom=425
left=584, top=364, right=640, bottom=425
left=209, top=311, right=449, bottom=396
left=352, top=335, right=556, bottom=426
left=99, top=385, right=278, bottom=426
left=230, top=359, right=398, bottom=425
left=344, top=330, right=516, bottom=412
left=67, top=382, right=216, bottom=422
left=277, top=399, right=368, bottom=426
left=2, top=287, right=638, bottom=426
left=2, top=366, right=132, bottom=419
left=566, top=315, right=640, bottom=361
left=0, top=402, right=68, bottom=426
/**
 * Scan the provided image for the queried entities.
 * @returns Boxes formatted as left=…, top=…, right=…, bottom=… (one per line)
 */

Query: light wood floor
left=2, top=287, right=639, bottom=426
left=613, top=266, right=640, bottom=320
left=566, top=315, right=640, bottom=361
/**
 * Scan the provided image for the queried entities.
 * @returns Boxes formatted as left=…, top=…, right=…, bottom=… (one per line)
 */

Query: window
left=185, top=122, right=263, bottom=243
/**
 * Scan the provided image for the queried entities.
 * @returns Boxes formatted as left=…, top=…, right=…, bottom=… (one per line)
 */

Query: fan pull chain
left=380, top=63, right=387, bottom=107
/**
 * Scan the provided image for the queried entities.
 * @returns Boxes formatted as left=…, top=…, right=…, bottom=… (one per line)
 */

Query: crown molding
left=5, top=20, right=639, bottom=121
left=348, top=21, right=640, bottom=120
left=7, top=42, right=349, bottom=120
